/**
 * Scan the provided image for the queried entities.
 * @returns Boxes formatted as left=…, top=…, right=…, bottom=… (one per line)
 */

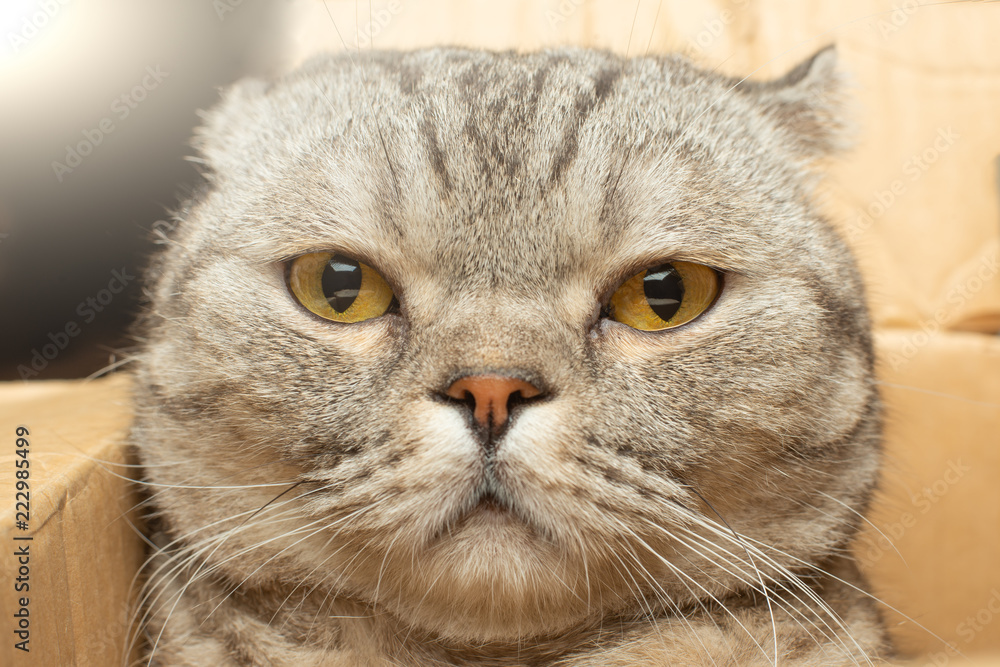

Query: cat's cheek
left=492, top=407, right=605, bottom=531
left=495, top=406, right=575, bottom=490
left=408, top=404, right=483, bottom=485
left=321, top=316, right=404, bottom=357
left=284, top=312, right=406, bottom=361
left=347, top=401, right=486, bottom=536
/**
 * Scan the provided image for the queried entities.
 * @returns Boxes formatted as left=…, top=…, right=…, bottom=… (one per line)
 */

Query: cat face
left=135, top=47, right=880, bottom=642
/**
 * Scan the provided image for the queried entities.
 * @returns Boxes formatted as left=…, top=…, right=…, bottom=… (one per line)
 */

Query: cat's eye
left=608, top=261, right=720, bottom=331
left=288, top=252, right=395, bottom=323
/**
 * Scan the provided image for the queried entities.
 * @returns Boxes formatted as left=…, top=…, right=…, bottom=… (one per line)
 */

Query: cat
left=130, top=45, right=891, bottom=665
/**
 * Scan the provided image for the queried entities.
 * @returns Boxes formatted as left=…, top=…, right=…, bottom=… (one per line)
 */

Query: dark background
left=0, top=1, right=291, bottom=380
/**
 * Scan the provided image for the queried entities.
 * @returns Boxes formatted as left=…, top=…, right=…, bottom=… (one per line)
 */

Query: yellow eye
left=608, top=261, right=720, bottom=331
left=288, top=252, right=395, bottom=323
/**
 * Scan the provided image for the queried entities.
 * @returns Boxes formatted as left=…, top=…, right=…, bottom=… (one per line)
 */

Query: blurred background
left=0, top=0, right=292, bottom=380
left=1, top=0, right=998, bottom=659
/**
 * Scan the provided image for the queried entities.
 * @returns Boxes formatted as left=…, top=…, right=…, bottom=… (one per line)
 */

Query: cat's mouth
left=435, top=480, right=534, bottom=540
left=470, top=489, right=511, bottom=514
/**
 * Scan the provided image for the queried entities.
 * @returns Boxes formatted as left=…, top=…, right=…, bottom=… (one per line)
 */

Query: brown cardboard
left=859, top=330, right=1000, bottom=660
left=0, top=375, right=142, bottom=666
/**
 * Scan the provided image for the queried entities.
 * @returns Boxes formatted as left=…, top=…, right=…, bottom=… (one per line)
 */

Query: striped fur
left=131, top=47, right=889, bottom=665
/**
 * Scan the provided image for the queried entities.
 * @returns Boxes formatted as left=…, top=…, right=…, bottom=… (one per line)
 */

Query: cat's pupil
left=322, top=255, right=362, bottom=313
left=643, top=263, right=684, bottom=321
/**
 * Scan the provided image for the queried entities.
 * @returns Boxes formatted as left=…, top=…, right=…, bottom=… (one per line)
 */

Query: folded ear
left=192, top=77, right=272, bottom=176
left=742, top=45, right=849, bottom=159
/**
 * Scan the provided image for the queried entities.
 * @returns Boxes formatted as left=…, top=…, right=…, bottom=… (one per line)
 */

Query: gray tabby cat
left=131, top=46, right=890, bottom=665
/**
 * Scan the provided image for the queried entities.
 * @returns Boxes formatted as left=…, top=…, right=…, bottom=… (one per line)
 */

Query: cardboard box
left=0, top=375, right=142, bottom=666
left=860, top=331, right=1000, bottom=661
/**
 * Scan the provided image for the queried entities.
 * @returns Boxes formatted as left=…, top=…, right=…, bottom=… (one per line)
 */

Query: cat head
left=134, top=46, right=878, bottom=642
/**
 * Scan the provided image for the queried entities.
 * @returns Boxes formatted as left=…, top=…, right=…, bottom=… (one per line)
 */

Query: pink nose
left=445, top=375, right=542, bottom=432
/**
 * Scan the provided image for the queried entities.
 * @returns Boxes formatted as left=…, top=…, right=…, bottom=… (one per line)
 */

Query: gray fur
left=131, top=46, right=888, bottom=665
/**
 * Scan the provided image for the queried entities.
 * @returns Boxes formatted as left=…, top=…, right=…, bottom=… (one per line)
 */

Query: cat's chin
left=346, top=508, right=602, bottom=642
left=447, top=494, right=527, bottom=533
